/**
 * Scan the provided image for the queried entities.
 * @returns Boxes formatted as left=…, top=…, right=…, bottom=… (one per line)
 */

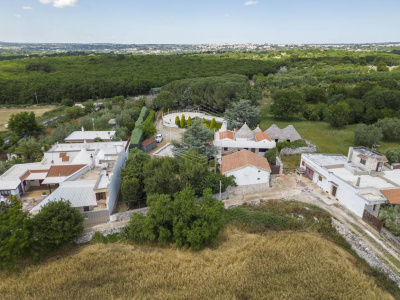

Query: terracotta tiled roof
left=357, top=154, right=368, bottom=160
left=62, top=156, right=69, bottom=162
left=141, top=138, right=156, bottom=147
left=46, top=164, right=86, bottom=177
left=381, top=189, right=400, bottom=205
left=221, top=149, right=271, bottom=174
left=219, top=131, right=234, bottom=140
left=376, top=157, right=388, bottom=162
left=254, top=132, right=271, bottom=142
left=20, top=169, right=49, bottom=181
left=59, top=152, right=67, bottom=158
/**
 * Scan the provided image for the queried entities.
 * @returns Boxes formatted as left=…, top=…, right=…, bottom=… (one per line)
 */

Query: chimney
left=81, top=126, right=84, bottom=132
left=356, top=176, right=361, bottom=187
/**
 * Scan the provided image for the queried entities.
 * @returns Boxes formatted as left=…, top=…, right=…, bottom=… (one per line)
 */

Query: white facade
left=300, top=151, right=394, bottom=217
left=225, top=166, right=270, bottom=186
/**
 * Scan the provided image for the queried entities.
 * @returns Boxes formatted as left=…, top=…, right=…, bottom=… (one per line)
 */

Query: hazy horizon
left=1, top=0, right=399, bottom=45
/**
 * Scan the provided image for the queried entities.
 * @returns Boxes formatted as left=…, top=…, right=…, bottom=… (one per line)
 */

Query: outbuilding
left=140, top=138, right=157, bottom=153
left=221, top=149, right=271, bottom=186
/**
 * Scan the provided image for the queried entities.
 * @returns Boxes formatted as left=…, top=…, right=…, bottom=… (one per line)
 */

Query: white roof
left=71, top=148, right=93, bottom=165
left=64, top=131, right=116, bottom=141
left=32, top=181, right=97, bottom=211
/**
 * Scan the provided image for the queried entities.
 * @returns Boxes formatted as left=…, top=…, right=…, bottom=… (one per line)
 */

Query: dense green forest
left=0, top=54, right=277, bottom=105
left=1, top=50, right=400, bottom=105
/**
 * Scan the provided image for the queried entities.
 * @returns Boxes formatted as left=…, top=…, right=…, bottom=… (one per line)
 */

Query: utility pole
left=34, top=90, right=38, bottom=105
left=219, top=180, right=222, bottom=200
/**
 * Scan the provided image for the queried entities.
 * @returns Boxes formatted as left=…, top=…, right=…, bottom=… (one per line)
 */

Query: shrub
left=209, top=118, right=216, bottom=130
left=386, top=148, right=400, bottom=164
left=180, top=114, right=186, bottom=128
left=128, top=188, right=225, bottom=250
left=265, top=148, right=278, bottom=165
left=33, top=200, right=84, bottom=253
left=175, top=116, right=180, bottom=126
left=354, top=124, right=383, bottom=148
left=187, top=116, right=191, bottom=128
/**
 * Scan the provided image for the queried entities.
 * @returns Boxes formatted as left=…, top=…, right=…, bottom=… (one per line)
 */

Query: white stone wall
left=300, top=156, right=368, bottom=217
left=225, top=166, right=270, bottom=186
left=106, top=148, right=128, bottom=214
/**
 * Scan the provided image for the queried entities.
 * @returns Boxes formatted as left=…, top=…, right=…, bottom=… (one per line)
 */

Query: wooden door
left=376, top=162, right=383, bottom=172
left=305, top=167, right=314, bottom=180
left=331, top=185, right=337, bottom=197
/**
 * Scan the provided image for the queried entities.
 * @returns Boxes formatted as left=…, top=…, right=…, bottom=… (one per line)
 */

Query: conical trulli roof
left=253, top=125, right=262, bottom=133
left=282, top=125, right=302, bottom=141
left=235, top=123, right=254, bottom=139
left=264, top=124, right=302, bottom=141
left=264, top=124, right=281, bottom=140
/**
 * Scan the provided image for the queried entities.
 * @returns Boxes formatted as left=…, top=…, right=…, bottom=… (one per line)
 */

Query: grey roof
left=235, top=123, right=254, bottom=139
left=32, top=181, right=97, bottom=211
left=264, top=124, right=301, bottom=141
left=252, top=125, right=262, bottom=134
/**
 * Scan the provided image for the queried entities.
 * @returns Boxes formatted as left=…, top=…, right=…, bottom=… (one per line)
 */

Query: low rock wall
left=333, top=219, right=400, bottom=288
left=280, top=140, right=317, bottom=155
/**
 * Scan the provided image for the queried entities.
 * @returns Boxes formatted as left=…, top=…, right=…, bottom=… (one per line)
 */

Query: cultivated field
left=0, top=228, right=394, bottom=300
left=0, top=106, right=55, bottom=131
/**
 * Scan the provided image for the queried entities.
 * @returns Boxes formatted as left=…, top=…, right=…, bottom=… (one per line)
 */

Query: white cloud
left=244, top=1, right=258, bottom=6
left=22, top=6, right=33, bottom=10
left=39, top=0, right=78, bottom=8
left=14, top=14, right=22, bottom=18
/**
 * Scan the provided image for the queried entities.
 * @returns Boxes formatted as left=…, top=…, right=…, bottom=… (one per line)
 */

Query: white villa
left=214, top=123, right=276, bottom=157
left=0, top=140, right=129, bottom=226
left=300, top=146, right=400, bottom=218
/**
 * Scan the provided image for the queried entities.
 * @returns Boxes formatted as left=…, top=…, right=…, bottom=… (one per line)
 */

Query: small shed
left=140, top=138, right=157, bottom=153
left=108, top=118, right=116, bottom=126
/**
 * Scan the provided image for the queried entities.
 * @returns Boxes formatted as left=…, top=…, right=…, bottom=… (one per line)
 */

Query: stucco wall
left=225, top=166, right=270, bottom=186
left=106, top=149, right=128, bottom=214
left=301, top=156, right=368, bottom=217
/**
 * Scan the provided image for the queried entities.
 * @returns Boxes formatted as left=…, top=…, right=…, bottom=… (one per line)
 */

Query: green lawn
left=260, top=119, right=400, bottom=155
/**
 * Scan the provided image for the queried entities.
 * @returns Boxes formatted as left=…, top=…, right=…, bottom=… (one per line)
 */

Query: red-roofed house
left=221, top=150, right=271, bottom=186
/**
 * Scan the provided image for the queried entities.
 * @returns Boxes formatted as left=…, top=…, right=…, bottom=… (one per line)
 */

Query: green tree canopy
left=0, top=196, right=33, bottom=270
left=376, top=118, right=400, bottom=141
left=354, top=124, right=383, bottom=148
left=32, top=200, right=84, bottom=253
left=386, top=148, right=400, bottom=164
left=224, top=99, right=260, bottom=129
left=172, top=120, right=216, bottom=157
left=328, top=101, right=351, bottom=128
left=15, top=137, right=43, bottom=161
left=128, top=188, right=225, bottom=250
left=8, top=112, right=43, bottom=137
left=271, top=90, right=305, bottom=119
left=153, top=91, right=175, bottom=110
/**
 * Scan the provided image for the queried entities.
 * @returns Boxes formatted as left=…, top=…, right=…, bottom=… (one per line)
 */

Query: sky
left=1, top=0, right=399, bottom=44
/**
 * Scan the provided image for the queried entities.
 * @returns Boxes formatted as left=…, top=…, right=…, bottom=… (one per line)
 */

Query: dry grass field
left=0, top=228, right=395, bottom=300
left=0, top=106, right=55, bottom=131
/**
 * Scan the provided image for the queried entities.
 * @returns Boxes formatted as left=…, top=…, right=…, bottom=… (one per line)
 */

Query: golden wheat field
left=0, top=106, right=55, bottom=131
left=0, top=228, right=394, bottom=300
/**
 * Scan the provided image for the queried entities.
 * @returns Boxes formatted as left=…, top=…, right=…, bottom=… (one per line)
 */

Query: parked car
left=155, top=134, right=163, bottom=143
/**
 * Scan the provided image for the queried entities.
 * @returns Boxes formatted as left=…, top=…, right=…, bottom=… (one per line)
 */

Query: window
left=373, top=204, right=377, bottom=211
left=258, top=170, right=261, bottom=173
left=224, top=147, right=228, bottom=151
left=318, top=175, right=322, bottom=181
left=257, top=178, right=260, bottom=180
left=83, top=206, right=90, bottom=212
left=0, top=190, right=11, bottom=196
left=360, top=158, right=366, bottom=165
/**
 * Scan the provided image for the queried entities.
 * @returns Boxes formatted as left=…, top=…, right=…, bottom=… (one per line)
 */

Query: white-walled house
left=300, top=147, right=400, bottom=218
left=221, top=149, right=271, bottom=186
left=214, top=123, right=276, bottom=157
